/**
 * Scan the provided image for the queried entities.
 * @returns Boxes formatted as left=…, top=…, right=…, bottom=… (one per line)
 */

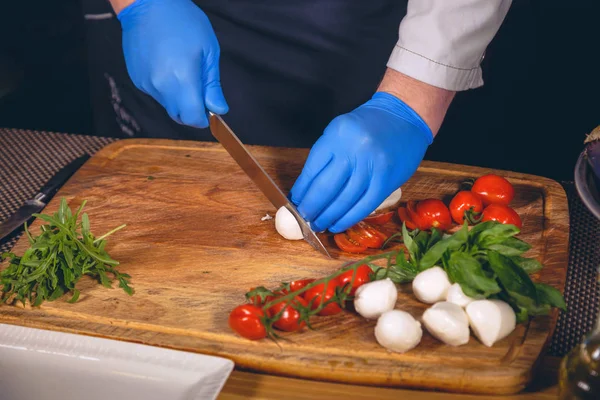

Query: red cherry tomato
left=267, top=296, right=309, bottom=332
left=364, top=211, right=394, bottom=225
left=471, top=174, right=515, bottom=206
left=279, top=279, right=315, bottom=295
left=346, top=222, right=388, bottom=249
left=481, top=204, right=522, bottom=229
left=334, top=233, right=368, bottom=253
left=449, top=190, right=484, bottom=224
left=397, top=207, right=418, bottom=230
left=409, top=199, right=452, bottom=231
left=247, top=287, right=276, bottom=306
left=228, top=304, right=267, bottom=340
left=337, top=265, right=372, bottom=295
left=303, top=279, right=343, bottom=316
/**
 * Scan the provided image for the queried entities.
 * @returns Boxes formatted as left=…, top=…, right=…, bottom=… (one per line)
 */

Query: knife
left=208, top=112, right=331, bottom=258
left=0, top=154, right=90, bottom=242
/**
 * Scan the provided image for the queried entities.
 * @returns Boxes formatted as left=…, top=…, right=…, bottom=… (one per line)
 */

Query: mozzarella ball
left=422, top=302, right=470, bottom=346
left=354, top=278, right=398, bottom=320
left=412, top=267, right=452, bottom=304
left=446, top=283, right=475, bottom=308
left=375, top=309, right=422, bottom=353
left=373, top=187, right=403, bottom=213
left=275, top=206, right=303, bottom=240
left=466, top=299, right=517, bottom=347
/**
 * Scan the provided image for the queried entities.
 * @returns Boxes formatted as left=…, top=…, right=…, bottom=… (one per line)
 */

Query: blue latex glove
left=117, top=0, right=228, bottom=128
left=290, top=92, right=433, bottom=233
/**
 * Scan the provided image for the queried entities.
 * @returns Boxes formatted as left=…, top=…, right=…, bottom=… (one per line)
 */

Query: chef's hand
left=290, top=91, right=433, bottom=233
left=116, top=0, right=227, bottom=128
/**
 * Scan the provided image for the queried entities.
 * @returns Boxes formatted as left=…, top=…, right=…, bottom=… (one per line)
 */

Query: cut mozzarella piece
left=412, top=266, right=452, bottom=304
left=374, top=309, right=422, bottom=353
left=373, top=187, right=403, bottom=213
left=446, top=283, right=475, bottom=308
left=466, top=299, right=517, bottom=347
left=354, top=278, right=398, bottom=320
left=422, top=302, right=470, bottom=346
left=275, top=206, right=303, bottom=240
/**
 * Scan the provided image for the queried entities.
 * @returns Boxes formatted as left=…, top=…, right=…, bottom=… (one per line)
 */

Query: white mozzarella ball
left=374, top=309, right=422, bottom=353
left=466, top=299, right=517, bottom=347
left=446, top=283, right=475, bottom=308
left=422, top=302, right=470, bottom=346
left=412, top=266, right=452, bottom=304
left=354, top=278, right=398, bottom=320
left=275, top=206, right=303, bottom=240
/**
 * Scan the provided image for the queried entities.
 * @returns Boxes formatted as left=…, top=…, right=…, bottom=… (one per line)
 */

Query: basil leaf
left=476, top=223, right=521, bottom=247
left=488, top=250, right=538, bottom=303
left=445, top=252, right=501, bottom=297
left=535, top=283, right=567, bottom=311
left=427, top=228, right=443, bottom=250
left=485, top=237, right=531, bottom=256
left=402, top=223, right=418, bottom=261
left=420, top=222, right=468, bottom=269
left=510, top=256, right=543, bottom=274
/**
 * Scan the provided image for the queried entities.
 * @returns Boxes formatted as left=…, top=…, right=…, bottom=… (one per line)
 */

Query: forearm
left=377, top=68, right=454, bottom=137
left=109, top=0, right=136, bottom=14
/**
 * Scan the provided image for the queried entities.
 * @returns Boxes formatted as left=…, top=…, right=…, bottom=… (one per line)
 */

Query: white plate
left=0, top=323, right=234, bottom=400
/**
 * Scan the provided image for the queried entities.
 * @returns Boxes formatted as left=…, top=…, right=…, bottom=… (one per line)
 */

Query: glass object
left=558, top=267, right=600, bottom=399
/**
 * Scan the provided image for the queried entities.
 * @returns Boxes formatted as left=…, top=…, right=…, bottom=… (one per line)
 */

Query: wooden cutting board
left=0, top=139, right=569, bottom=395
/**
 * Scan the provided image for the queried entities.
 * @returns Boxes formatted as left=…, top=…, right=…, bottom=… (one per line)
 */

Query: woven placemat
left=0, top=128, right=598, bottom=357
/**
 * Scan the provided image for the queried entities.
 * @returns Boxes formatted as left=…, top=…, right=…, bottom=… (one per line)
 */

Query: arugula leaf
left=0, top=197, right=131, bottom=306
left=445, top=252, right=501, bottom=297
left=535, top=283, right=567, bottom=311
left=419, top=221, right=468, bottom=270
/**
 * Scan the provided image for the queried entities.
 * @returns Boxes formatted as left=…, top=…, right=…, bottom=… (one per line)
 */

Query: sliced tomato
left=481, top=204, right=522, bottom=229
left=334, top=233, right=368, bottom=253
left=364, top=211, right=394, bottom=225
left=337, top=265, right=372, bottom=295
left=267, top=295, right=309, bottom=332
left=397, top=207, right=418, bottom=230
left=347, top=221, right=388, bottom=249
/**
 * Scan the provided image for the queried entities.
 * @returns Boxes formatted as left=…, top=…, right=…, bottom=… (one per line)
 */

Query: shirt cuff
left=387, top=44, right=485, bottom=92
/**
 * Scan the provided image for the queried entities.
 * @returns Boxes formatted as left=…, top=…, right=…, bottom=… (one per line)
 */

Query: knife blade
left=0, top=154, right=90, bottom=241
left=208, top=112, right=331, bottom=258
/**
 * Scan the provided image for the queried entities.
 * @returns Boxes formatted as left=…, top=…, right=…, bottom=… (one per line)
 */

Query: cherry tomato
left=364, top=211, right=394, bottom=225
left=481, top=204, right=522, bottom=229
left=409, top=199, right=452, bottom=231
left=228, top=304, right=267, bottom=340
left=337, top=265, right=372, bottom=295
left=347, top=222, right=388, bottom=249
left=471, top=174, right=515, bottom=206
left=247, top=287, right=276, bottom=305
left=449, top=190, right=484, bottom=224
left=397, top=207, right=418, bottom=230
left=267, top=295, right=309, bottom=332
left=303, top=279, right=343, bottom=316
left=280, top=279, right=315, bottom=295
left=334, top=233, right=368, bottom=253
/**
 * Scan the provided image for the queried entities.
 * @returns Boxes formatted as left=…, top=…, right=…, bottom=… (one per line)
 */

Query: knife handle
left=37, top=154, right=90, bottom=200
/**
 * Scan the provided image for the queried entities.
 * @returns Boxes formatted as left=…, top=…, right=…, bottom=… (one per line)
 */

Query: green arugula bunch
left=371, top=221, right=566, bottom=323
left=0, top=198, right=132, bottom=306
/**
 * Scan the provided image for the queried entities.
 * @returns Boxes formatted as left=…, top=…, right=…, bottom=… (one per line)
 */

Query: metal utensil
left=208, top=112, right=331, bottom=258
left=0, top=154, right=90, bottom=241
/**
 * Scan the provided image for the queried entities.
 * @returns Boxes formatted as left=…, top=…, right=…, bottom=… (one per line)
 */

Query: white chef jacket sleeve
left=387, top=0, right=513, bottom=91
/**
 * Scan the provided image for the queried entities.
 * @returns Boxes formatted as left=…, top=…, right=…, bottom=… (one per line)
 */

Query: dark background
left=0, top=0, right=598, bottom=183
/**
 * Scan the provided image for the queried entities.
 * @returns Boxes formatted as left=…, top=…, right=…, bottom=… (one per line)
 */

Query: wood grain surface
left=0, top=139, right=569, bottom=395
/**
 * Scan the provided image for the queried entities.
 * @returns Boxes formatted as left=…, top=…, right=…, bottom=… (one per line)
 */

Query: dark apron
left=80, top=0, right=407, bottom=148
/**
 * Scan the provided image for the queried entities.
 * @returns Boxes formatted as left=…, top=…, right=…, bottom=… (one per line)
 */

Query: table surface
left=0, top=128, right=596, bottom=399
